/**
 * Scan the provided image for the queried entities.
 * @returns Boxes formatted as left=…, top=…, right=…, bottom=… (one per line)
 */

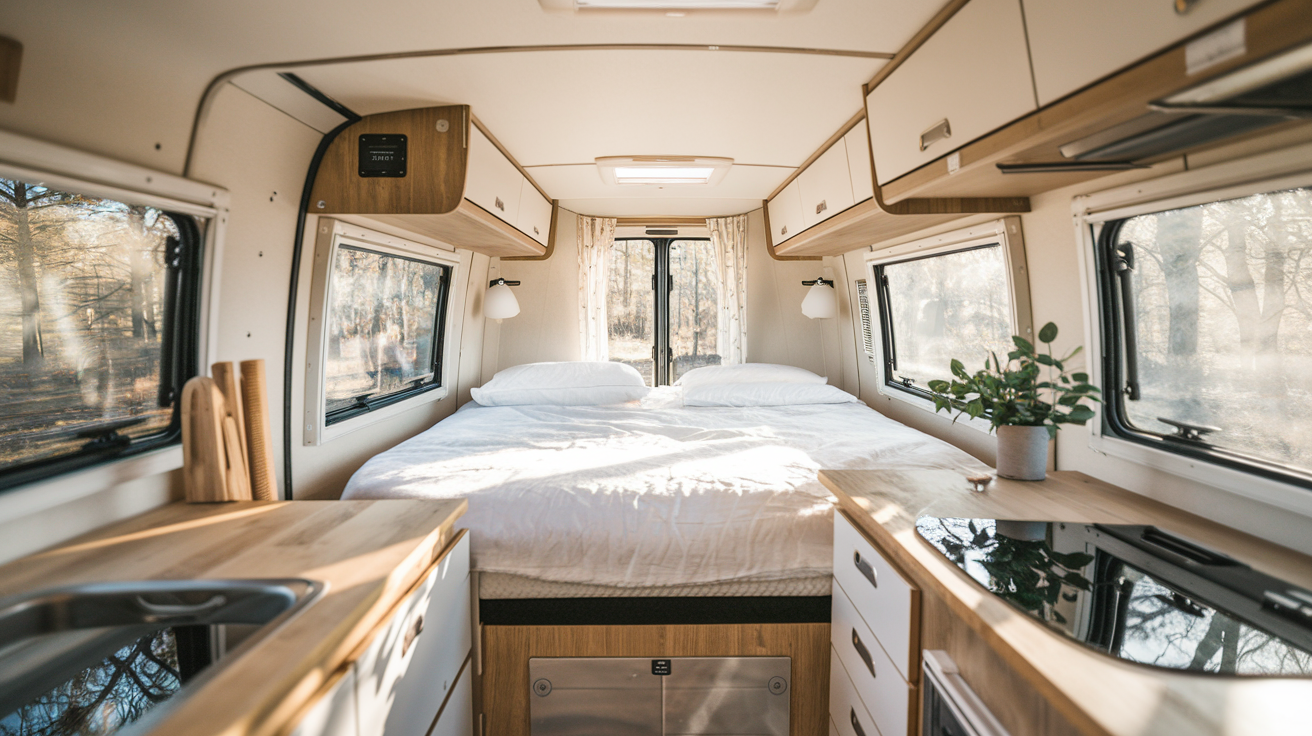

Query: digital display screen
left=358, top=134, right=407, bottom=178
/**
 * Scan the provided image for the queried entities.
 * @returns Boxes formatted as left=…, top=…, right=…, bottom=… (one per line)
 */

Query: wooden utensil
left=241, top=359, right=278, bottom=500
left=211, top=362, right=252, bottom=500
left=182, top=376, right=236, bottom=502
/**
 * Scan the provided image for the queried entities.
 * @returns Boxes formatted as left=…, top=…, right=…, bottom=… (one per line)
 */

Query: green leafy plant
left=926, top=322, right=1100, bottom=438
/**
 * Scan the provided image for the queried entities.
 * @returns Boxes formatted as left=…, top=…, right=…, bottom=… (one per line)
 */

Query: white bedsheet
left=342, top=388, right=988, bottom=589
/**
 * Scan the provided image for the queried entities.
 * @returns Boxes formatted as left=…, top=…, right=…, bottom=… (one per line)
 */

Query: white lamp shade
left=485, top=282, right=521, bottom=320
left=801, top=282, right=837, bottom=319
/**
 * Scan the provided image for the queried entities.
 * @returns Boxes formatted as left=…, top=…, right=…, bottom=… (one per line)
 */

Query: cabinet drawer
left=515, top=179, right=553, bottom=246
left=829, top=648, right=878, bottom=736
left=833, top=581, right=915, bottom=736
left=1024, top=0, right=1260, bottom=107
left=833, top=511, right=917, bottom=682
left=465, top=127, right=523, bottom=224
left=866, top=0, right=1035, bottom=185
left=428, top=659, right=474, bottom=736
left=844, top=120, right=874, bottom=205
left=358, top=532, right=472, bottom=736
left=767, top=180, right=805, bottom=246
left=291, top=667, right=357, bottom=736
left=798, top=139, right=855, bottom=229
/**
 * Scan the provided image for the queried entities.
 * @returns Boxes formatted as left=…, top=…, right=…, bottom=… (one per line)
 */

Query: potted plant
left=927, top=322, right=1100, bottom=481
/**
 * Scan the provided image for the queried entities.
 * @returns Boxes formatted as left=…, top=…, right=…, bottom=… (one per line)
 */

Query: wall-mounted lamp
left=800, top=278, right=837, bottom=320
left=486, top=278, right=521, bottom=322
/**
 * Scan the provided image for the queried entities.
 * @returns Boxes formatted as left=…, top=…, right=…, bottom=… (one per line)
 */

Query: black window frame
left=872, top=241, right=1010, bottom=403
left=610, top=236, right=714, bottom=386
left=321, top=244, right=452, bottom=426
left=0, top=206, right=204, bottom=492
left=1093, top=217, right=1312, bottom=490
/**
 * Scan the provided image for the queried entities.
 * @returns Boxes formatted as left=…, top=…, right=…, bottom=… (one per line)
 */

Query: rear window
left=0, top=179, right=201, bottom=487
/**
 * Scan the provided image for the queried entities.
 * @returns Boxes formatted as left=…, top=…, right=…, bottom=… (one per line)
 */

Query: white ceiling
left=0, top=0, right=948, bottom=215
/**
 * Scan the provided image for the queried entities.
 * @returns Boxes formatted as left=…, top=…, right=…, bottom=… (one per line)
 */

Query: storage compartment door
left=845, top=120, right=875, bottom=205
left=515, top=179, right=554, bottom=246
left=767, top=180, right=806, bottom=246
left=866, top=0, right=1036, bottom=185
left=798, top=139, right=856, bottom=229
left=465, top=126, right=524, bottom=224
left=428, top=661, right=475, bottom=736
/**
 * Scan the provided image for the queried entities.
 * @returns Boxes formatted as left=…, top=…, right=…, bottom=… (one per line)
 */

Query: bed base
left=477, top=622, right=831, bottom=736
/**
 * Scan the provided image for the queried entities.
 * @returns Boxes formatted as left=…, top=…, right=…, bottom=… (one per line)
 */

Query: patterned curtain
left=707, top=214, right=748, bottom=365
left=577, top=216, right=617, bottom=361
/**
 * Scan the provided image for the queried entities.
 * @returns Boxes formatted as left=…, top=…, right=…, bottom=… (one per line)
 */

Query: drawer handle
left=851, top=628, right=876, bottom=679
left=780, top=225, right=788, bottom=236
left=495, top=197, right=505, bottom=212
left=402, top=613, right=424, bottom=656
left=533, top=226, right=540, bottom=235
left=920, top=118, right=952, bottom=152
left=854, top=550, right=878, bottom=588
left=850, top=707, right=867, bottom=736
left=815, top=200, right=828, bottom=216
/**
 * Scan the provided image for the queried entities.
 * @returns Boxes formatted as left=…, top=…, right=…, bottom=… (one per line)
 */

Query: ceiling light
left=597, top=156, right=733, bottom=186
left=539, top=0, right=818, bottom=13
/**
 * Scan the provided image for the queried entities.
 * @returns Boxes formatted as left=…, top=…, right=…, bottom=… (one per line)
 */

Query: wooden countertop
left=0, top=499, right=466, bottom=736
left=819, top=469, right=1312, bottom=736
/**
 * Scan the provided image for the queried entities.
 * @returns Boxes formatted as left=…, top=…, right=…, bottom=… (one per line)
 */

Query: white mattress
left=343, top=387, right=987, bottom=594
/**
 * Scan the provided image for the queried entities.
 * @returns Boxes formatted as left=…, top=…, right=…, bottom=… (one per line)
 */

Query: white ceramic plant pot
left=996, top=425, right=1049, bottom=481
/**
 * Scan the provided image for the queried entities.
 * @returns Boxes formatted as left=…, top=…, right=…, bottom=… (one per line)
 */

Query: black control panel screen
left=358, top=134, right=407, bottom=178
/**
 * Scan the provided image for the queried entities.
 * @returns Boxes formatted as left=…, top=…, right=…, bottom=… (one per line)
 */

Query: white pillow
left=675, top=363, right=826, bottom=388
left=471, top=384, right=648, bottom=407
left=480, top=361, right=646, bottom=391
left=682, top=382, right=858, bottom=407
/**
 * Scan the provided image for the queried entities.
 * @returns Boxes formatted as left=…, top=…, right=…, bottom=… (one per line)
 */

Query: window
left=1096, top=185, right=1312, bottom=485
left=607, top=238, right=720, bottom=385
left=321, top=244, right=450, bottom=425
left=874, top=244, right=1017, bottom=399
left=0, top=179, right=202, bottom=489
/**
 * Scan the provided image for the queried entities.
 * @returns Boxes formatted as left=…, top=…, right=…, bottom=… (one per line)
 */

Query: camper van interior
left=4, top=0, right=1312, bottom=734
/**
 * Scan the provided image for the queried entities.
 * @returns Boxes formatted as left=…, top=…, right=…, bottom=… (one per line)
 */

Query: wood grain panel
left=481, top=622, right=830, bottom=736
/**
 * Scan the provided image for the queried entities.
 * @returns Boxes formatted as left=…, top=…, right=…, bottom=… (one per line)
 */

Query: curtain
left=707, top=214, right=749, bottom=365
left=577, top=216, right=617, bottom=361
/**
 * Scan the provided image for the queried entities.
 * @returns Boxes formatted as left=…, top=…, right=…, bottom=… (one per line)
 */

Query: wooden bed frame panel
left=480, top=622, right=831, bottom=736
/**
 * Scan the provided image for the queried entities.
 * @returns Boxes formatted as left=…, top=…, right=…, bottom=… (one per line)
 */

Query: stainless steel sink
left=0, top=579, right=323, bottom=734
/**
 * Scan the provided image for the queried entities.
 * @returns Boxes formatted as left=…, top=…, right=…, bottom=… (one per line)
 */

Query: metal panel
left=529, top=656, right=790, bottom=736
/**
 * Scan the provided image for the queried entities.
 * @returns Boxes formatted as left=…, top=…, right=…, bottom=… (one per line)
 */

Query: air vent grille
left=856, top=279, right=875, bottom=364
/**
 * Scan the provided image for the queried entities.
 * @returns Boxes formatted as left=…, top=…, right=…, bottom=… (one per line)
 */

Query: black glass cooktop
left=916, top=516, right=1312, bottom=676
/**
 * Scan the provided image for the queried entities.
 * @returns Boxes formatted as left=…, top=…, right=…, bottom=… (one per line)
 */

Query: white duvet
left=342, top=388, right=988, bottom=589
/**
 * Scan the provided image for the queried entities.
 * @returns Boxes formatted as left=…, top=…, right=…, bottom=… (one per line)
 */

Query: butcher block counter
left=819, top=469, right=1312, bottom=736
left=0, top=498, right=467, bottom=736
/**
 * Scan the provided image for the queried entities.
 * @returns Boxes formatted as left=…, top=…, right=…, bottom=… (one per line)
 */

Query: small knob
left=532, top=678, right=552, bottom=697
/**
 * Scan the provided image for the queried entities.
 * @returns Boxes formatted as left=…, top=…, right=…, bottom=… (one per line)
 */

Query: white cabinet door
left=465, top=127, right=523, bottom=224
left=832, top=581, right=913, bottom=736
left=515, top=179, right=553, bottom=246
left=766, top=180, right=805, bottom=246
left=428, top=663, right=474, bottom=736
left=867, top=0, right=1036, bottom=185
left=357, top=533, right=472, bottom=736
left=832, top=511, right=916, bottom=682
left=845, top=120, right=874, bottom=205
left=829, top=649, right=878, bottom=736
left=798, top=139, right=856, bottom=229
left=1024, top=0, right=1261, bottom=107
left=290, top=667, right=358, bottom=736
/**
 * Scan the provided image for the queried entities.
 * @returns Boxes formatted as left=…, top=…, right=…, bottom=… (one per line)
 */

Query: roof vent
left=596, top=156, right=733, bottom=186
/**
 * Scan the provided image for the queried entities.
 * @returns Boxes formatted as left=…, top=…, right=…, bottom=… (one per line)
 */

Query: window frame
left=864, top=217, right=1033, bottom=433
left=302, top=219, right=459, bottom=446
left=0, top=162, right=216, bottom=493
left=610, top=236, right=714, bottom=386
left=1081, top=168, right=1312, bottom=495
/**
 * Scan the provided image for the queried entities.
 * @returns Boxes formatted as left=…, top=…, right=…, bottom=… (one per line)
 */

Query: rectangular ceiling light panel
left=598, top=157, right=733, bottom=186
left=541, top=0, right=817, bottom=12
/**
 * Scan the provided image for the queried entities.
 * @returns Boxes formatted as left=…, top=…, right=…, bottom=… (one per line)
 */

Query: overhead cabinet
left=766, top=119, right=875, bottom=251
left=767, top=179, right=806, bottom=245
left=309, top=105, right=553, bottom=257
left=798, top=138, right=856, bottom=229
left=866, top=0, right=1037, bottom=185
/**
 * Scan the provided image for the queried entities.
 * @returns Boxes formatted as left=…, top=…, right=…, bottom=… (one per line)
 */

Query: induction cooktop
left=915, top=516, right=1312, bottom=676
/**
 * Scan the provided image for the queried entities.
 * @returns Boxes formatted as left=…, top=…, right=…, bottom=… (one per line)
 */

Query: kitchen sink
left=0, top=578, right=324, bottom=735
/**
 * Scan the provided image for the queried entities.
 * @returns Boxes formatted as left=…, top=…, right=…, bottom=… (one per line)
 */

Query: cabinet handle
left=1174, top=0, right=1199, bottom=13
left=402, top=613, right=424, bottom=656
left=854, top=550, right=878, bottom=588
left=495, top=197, right=505, bottom=212
left=533, top=226, right=540, bottom=235
left=780, top=225, right=788, bottom=236
left=852, top=628, right=876, bottom=679
left=850, top=708, right=867, bottom=736
left=920, top=118, right=952, bottom=152
left=815, top=200, right=828, bottom=216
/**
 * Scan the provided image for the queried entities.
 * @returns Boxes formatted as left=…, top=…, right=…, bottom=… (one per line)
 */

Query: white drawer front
left=291, top=667, right=358, bottom=736
left=1024, top=0, right=1260, bottom=107
left=844, top=120, right=874, bottom=205
left=829, top=648, right=879, bottom=736
left=515, top=179, right=553, bottom=246
left=833, top=581, right=914, bottom=736
left=833, top=511, right=915, bottom=682
left=798, top=140, right=855, bottom=229
left=465, top=127, right=523, bottom=224
left=867, top=0, right=1036, bottom=185
left=767, top=180, right=805, bottom=246
left=428, top=659, right=474, bottom=736
left=358, top=533, right=472, bottom=736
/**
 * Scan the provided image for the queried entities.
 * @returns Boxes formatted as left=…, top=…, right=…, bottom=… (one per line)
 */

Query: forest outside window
left=607, top=238, right=720, bottom=385
left=1097, top=185, right=1312, bottom=485
left=322, top=245, right=450, bottom=425
left=0, top=179, right=202, bottom=489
